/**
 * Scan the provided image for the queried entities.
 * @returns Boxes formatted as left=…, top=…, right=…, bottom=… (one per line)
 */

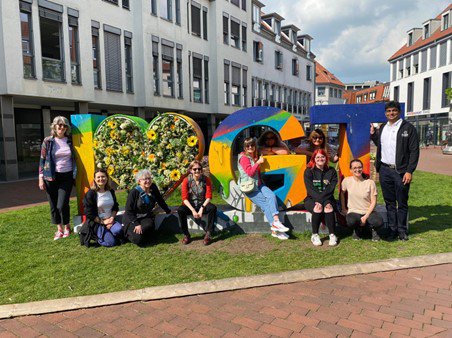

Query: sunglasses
left=57, top=124, right=68, bottom=128
left=245, top=144, right=255, bottom=148
left=192, top=168, right=202, bottom=172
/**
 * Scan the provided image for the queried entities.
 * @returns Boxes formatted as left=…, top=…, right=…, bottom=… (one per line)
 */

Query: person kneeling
left=83, top=169, right=123, bottom=247
left=341, top=159, right=383, bottom=241
left=177, top=160, right=217, bottom=245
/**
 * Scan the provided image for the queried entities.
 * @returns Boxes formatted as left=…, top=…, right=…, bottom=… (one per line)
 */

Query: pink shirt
left=53, top=137, right=72, bottom=173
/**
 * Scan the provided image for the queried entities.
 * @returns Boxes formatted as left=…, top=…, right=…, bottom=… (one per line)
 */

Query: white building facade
left=0, top=0, right=315, bottom=180
left=388, top=5, right=452, bottom=145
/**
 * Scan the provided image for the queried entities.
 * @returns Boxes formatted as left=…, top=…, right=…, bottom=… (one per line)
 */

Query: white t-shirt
left=97, top=191, right=114, bottom=219
left=342, top=177, right=377, bottom=214
left=380, top=119, right=402, bottom=165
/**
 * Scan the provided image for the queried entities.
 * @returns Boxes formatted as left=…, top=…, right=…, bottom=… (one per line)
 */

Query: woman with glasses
left=123, top=169, right=172, bottom=246
left=304, top=149, right=338, bottom=246
left=340, top=159, right=383, bottom=241
left=295, top=129, right=339, bottom=163
left=177, top=160, right=217, bottom=245
left=39, top=116, right=77, bottom=240
left=238, top=137, right=290, bottom=240
left=257, top=130, right=290, bottom=155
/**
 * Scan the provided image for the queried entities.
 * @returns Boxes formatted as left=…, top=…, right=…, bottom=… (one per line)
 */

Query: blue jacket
left=39, top=136, right=77, bottom=181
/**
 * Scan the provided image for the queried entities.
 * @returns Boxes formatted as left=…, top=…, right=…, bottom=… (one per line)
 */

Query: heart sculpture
left=93, top=113, right=204, bottom=195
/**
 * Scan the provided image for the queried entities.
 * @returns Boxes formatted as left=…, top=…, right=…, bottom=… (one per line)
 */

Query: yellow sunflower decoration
left=169, top=169, right=181, bottom=181
left=187, top=135, right=198, bottom=147
left=147, top=129, right=157, bottom=140
left=107, top=165, right=115, bottom=175
left=148, top=153, right=156, bottom=162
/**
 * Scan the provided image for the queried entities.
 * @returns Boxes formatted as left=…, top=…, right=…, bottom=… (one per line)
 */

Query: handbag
left=239, top=179, right=255, bottom=193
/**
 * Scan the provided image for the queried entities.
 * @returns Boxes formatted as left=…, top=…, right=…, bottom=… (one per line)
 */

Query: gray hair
left=135, top=169, right=152, bottom=183
left=50, top=116, right=71, bottom=137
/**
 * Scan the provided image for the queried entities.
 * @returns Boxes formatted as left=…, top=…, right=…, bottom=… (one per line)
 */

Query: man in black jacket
left=370, top=101, right=419, bottom=241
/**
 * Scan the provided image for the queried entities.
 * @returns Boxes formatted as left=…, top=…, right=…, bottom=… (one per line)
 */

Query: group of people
left=39, top=100, right=419, bottom=248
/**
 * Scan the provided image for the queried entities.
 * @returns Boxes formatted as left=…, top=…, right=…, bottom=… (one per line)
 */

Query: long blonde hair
left=50, top=116, right=71, bottom=137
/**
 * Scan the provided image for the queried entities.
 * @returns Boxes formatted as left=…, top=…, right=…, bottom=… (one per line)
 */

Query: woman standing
left=39, top=116, right=76, bottom=240
left=303, top=149, right=338, bottom=246
left=237, top=137, right=289, bottom=240
left=295, top=129, right=339, bottom=163
left=177, top=160, right=217, bottom=245
left=341, top=159, right=383, bottom=241
left=123, top=169, right=171, bottom=246
left=83, top=169, right=123, bottom=247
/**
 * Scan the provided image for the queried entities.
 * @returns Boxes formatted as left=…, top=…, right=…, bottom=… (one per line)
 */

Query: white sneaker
left=329, top=234, right=338, bottom=246
left=311, top=234, right=322, bottom=246
left=271, top=220, right=289, bottom=232
left=271, top=231, right=289, bottom=240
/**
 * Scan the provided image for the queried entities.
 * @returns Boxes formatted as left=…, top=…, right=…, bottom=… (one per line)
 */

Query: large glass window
left=104, top=30, right=122, bottom=91
left=176, top=47, right=183, bottom=98
left=39, top=8, right=64, bottom=81
left=407, top=82, right=414, bottom=112
left=275, top=50, right=283, bottom=69
left=241, top=24, right=247, bottom=51
left=192, top=56, right=202, bottom=102
left=317, top=86, right=325, bottom=96
left=253, top=41, right=263, bottom=62
left=306, top=65, right=312, bottom=81
left=224, top=62, right=230, bottom=105
left=125, top=36, right=133, bottom=93
left=68, top=15, right=80, bottom=84
left=202, top=7, right=208, bottom=40
left=204, top=59, right=209, bottom=103
left=92, top=26, right=101, bottom=89
left=423, top=77, right=431, bottom=110
left=20, top=2, right=35, bottom=78
left=242, top=68, right=247, bottom=107
left=160, top=0, right=172, bottom=20
left=151, top=0, right=157, bottom=15
left=292, top=58, right=299, bottom=76
left=231, top=65, right=240, bottom=106
left=175, top=0, right=180, bottom=24
left=162, top=44, right=174, bottom=97
left=191, top=3, right=201, bottom=36
left=230, top=19, right=240, bottom=48
left=223, top=15, right=229, bottom=44
left=152, top=39, right=160, bottom=95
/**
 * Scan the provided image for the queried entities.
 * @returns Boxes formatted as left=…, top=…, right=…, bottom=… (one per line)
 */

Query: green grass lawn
left=0, top=171, right=451, bottom=305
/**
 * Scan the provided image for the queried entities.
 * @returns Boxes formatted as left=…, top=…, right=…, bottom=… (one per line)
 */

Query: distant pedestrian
left=38, top=116, right=76, bottom=240
left=370, top=101, right=419, bottom=241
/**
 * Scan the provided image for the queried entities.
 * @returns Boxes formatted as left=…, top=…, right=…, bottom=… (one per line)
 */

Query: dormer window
left=252, top=4, right=261, bottom=31
left=408, top=32, right=413, bottom=46
left=443, top=13, right=449, bottom=30
left=424, top=23, right=430, bottom=39
left=274, top=20, right=281, bottom=36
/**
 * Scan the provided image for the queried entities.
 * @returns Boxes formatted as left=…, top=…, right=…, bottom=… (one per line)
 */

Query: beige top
left=342, top=176, right=377, bottom=214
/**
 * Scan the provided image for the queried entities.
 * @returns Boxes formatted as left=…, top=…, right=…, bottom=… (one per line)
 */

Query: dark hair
left=243, top=137, right=258, bottom=160
left=307, top=148, right=329, bottom=169
left=385, top=100, right=401, bottom=112
left=90, top=168, right=112, bottom=191
left=307, top=129, right=326, bottom=148
left=349, top=159, right=369, bottom=179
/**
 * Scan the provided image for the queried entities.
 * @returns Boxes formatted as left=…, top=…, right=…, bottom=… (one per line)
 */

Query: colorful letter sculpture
left=71, top=113, right=204, bottom=215
left=310, top=103, right=403, bottom=177
left=208, top=107, right=307, bottom=212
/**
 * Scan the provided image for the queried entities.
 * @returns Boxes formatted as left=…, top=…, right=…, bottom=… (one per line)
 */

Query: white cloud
left=263, top=0, right=450, bottom=82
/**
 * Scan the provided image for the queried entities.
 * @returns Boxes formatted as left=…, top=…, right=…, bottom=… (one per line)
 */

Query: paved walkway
left=0, top=264, right=450, bottom=337
left=416, top=147, right=452, bottom=176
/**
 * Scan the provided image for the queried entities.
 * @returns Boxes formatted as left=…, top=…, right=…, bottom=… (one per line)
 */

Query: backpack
left=79, top=220, right=100, bottom=247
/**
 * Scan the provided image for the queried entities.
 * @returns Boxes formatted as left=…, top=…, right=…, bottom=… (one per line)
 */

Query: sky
left=264, top=0, right=450, bottom=84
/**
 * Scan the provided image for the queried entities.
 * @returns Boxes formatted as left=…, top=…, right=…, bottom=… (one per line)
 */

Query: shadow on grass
left=408, top=205, right=452, bottom=234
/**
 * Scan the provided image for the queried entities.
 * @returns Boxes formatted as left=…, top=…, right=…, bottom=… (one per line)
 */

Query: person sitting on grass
left=341, top=159, right=383, bottom=241
left=238, top=137, right=290, bottom=240
left=83, top=168, right=123, bottom=247
left=123, top=169, right=172, bottom=247
left=303, top=149, right=338, bottom=246
left=177, top=160, right=217, bottom=246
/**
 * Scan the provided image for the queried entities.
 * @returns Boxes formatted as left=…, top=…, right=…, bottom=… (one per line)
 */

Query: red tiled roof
left=315, top=62, right=344, bottom=87
left=388, top=4, right=452, bottom=61
left=344, top=83, right=389, bottom=104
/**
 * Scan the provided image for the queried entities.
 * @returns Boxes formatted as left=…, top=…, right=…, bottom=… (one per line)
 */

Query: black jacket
left=122, top=183, right=171, bottom=228
left=371, top=120, right=419, bottom=174
left=83, top=189, right=119, bottom=222
left=304, top=166, right=338, bottom=203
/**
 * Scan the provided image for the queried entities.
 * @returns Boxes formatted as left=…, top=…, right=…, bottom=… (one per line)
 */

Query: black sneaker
left=385, top=231, right=398, bottom=241
left=371, top=229, right=381, bottom=242
left=352, top=229, right=361, bottom=240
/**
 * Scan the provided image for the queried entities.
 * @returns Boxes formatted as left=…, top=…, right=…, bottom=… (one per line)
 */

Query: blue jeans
left=247, top=185, right=279, bottom=226
left=97, top=221, right=123, bottom=247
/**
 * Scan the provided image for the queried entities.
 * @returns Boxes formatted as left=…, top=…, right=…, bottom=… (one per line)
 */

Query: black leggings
left=305, top=198, right=336, bottom=235
left=346, top=211, right=383, bottom=230
left=177, top=203, right=217, bottom=236
left=125, top=217, right=155, bottom=246
left=44, top=172, right=73, bottom=225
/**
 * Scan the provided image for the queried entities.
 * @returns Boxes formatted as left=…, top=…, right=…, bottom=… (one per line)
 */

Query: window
left=253, top=41, right=263, bottom=62
left=275, top=51, right=283, bottom=69
left=192, top=56, right=202, bottom=102
left=363, top=94, right=368, bottom=101
left=231, top=0, right=239, bottom=7
left=413, top=53, right=419, bottom=74
left=20, top=2, right=35, bottom=78
left=317, top=86, right=325, bottom=96
left=423, top=77, right=431, bottom=110
left=202, top=7, right=207, bottom=40
left=424, top=23, right=430, bottom=39
left=262, top=82, right=268, bottom=104
left=338, top=90, right=342, bottom=98
left=104, top=0, right=118, bottom=4
left=230, top=19, right=240, bottom=48
left=175, top=0, right=181, bottom=24
left=104, top=29, right=122, bottom=91
left=39, top=7, right=64, bottom=82
left=204, top=59, right=209, bottom=103
left=162, top=43, right=174, bottom=97
left=176, top=46, right=183, bottom=98
left=68, top=13, right=80, bottom=84
left=398, top=60, right=403, bottom=78
left=242, top=68, right=247, bottom=107
left=125, top=34, right=133, bottom=93
left=430, top=45, right=437, bottom=70
left=442, top=72, right=450, bottom=108
left=122, top=0, right=130, bottom=9
left=241, top=0, right=246, bottom=11
left=306, top=65, right=312, bottom=81
left=252, top=5, right=260, bottom=30
left=405, top=56, right=411, bottom=77
left=160, top=0, right=172, bottom=20
left=241, top=24, right=247, bottom=51
left=231, top=65, right=240, bottom=106
left=191, top=3, right=201, bottom=36
left=224, top=62, right=230, bottom=105
left=223, top=15, right=228, bottom=44
left=443, top=13, right=449, bottom=30
left=292, top=58, right=299, bottom=76
left=333, top=88, right=338, bottom=98
left=440, top=42, right=447, bottom=67
left=369, top=91, right=376, bottom=100
left=152, top=38, right=159, bottom=95
left=391, top=62, right=396, bottom=81
left=151, top=0, right=157, bottom=15
left=407, top=82, right=414, bottom=112
left=421, top=49, right=427, bottom=72
left=274, top=20, right=281, bottom=36
left=408, top=32, right=413, bottom=46
left=92, top=25, right=101, bottom=88
left=393, top=86, right=399, bottom=102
